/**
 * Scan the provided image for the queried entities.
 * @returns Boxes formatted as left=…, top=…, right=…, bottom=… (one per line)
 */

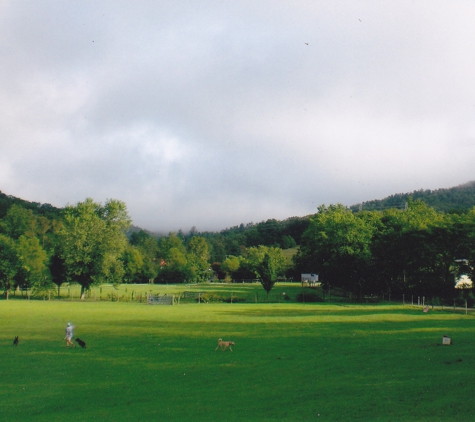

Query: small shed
left=301, top=273, right=319, bottom=287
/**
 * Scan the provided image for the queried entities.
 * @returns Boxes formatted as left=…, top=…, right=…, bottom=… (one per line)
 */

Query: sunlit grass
left=1, top=300, right=475, bottom=421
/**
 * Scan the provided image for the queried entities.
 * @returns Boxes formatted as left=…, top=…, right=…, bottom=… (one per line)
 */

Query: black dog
left=13, top=336, right=19, bottom=346
left=75, top=338, right=86, bottom=349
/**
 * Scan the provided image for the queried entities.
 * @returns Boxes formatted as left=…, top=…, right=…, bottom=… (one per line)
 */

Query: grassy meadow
left=1, top=286, right=475, bottom=421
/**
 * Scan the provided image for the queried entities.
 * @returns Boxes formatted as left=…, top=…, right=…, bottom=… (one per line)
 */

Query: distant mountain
left=0, top=190, right=61, bottom=219
left=349, top=181, right=475, bottom=213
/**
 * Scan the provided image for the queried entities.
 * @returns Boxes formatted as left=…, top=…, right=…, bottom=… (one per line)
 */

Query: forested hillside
left=0, top=190, right=61, bottom=219
left=349, top=181, right=475, bottom=213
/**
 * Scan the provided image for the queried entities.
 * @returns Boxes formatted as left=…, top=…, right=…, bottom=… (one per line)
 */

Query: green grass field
left=1, top=295, right=475, bottom=421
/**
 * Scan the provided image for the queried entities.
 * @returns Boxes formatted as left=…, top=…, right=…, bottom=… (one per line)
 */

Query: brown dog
left=215, top=338, right=235, bottom=352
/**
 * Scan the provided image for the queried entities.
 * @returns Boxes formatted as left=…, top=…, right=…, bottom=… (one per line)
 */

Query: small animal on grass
left=75, top=338, right=87, bottom=349
left=215, top=338, right=235, bottom=352
left=13, top=336, right=19, bottom=346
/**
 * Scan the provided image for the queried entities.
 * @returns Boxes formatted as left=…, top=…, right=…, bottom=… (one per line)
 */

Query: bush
left=296, top=292, right=323, bottom=303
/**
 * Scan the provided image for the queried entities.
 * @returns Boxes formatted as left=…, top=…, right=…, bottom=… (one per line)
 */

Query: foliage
left=350, top=180, right=475, bottom=214
left=295, top=200, right=475, bottom=301
left=49, top=252, right=67, bottom=296
left=15, top=235, right=50, bottom=293
left=0, top=234, right=23, bottom=298
left=187, top=236, right=211, bottom=282
left=260, top=253, right=277, bottom=295
left=121, top=245, right=144, bottom=283
left=221, top=255, right=240, bottom=277
left=4, top=182, right=475, bottom=301
left=131, top=231, right=160, bottom=282
left=295, top=204, right=378, bottom=297
left=57, top=198, right=131, bottom=295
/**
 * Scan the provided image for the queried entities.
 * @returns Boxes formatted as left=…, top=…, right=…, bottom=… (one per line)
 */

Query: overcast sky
left=2, top=1, right=475, bottom=233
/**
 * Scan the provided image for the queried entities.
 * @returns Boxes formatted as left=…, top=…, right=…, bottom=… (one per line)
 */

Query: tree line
left=0, top=198, right=290, bottom=298
left=349, top=180, right=475, bottom=214
left=1, top=190, right=474, bottom=303
left=294, top=200, right=475, bottom=304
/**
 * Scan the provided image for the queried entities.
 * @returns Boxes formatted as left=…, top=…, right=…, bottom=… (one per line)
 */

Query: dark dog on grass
left=13, top=336, right=19, bottom=346
left=75, top=338, right=86, bottom=349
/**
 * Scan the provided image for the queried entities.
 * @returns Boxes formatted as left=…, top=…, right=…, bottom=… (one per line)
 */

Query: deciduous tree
left=58, top=199, right=131, bottom=295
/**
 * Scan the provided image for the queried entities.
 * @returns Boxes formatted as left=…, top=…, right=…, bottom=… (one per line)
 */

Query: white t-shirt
left=65, top=326, right=74, bottom=339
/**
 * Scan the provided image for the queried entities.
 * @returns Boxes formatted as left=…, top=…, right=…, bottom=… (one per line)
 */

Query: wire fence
left=3, top=284, right=475, bottom=313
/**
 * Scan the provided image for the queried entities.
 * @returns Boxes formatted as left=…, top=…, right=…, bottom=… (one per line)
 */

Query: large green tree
left=58, top=198, right=131, bottom=295
left=187, top=236, right=211, bottom=282
left=259, top=250, right=286, bottom=298
left=295, top=204, right=378, bottom=297
left=15, top=235, right=50, bottom=294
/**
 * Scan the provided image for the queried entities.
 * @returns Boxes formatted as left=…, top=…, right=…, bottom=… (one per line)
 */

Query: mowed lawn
left=1, top=300, right=475, bottom=421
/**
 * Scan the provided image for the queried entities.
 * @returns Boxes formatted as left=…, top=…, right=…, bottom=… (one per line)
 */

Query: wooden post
left=466, top=300, right=468, bottom=315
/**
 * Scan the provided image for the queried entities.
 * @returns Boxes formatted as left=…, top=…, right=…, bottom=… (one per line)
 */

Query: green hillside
left=349, top=181, right=475, bottom=213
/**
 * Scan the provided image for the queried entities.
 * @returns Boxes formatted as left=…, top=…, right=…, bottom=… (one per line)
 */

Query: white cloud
left=1, top=1, right=475, bottom=231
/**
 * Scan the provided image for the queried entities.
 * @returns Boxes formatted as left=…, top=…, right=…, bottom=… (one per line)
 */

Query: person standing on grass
left=65, top=322, right=75, bottom=348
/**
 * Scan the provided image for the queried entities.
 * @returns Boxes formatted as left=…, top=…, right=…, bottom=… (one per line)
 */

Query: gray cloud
left=2, top=1, right=475, bottom=232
